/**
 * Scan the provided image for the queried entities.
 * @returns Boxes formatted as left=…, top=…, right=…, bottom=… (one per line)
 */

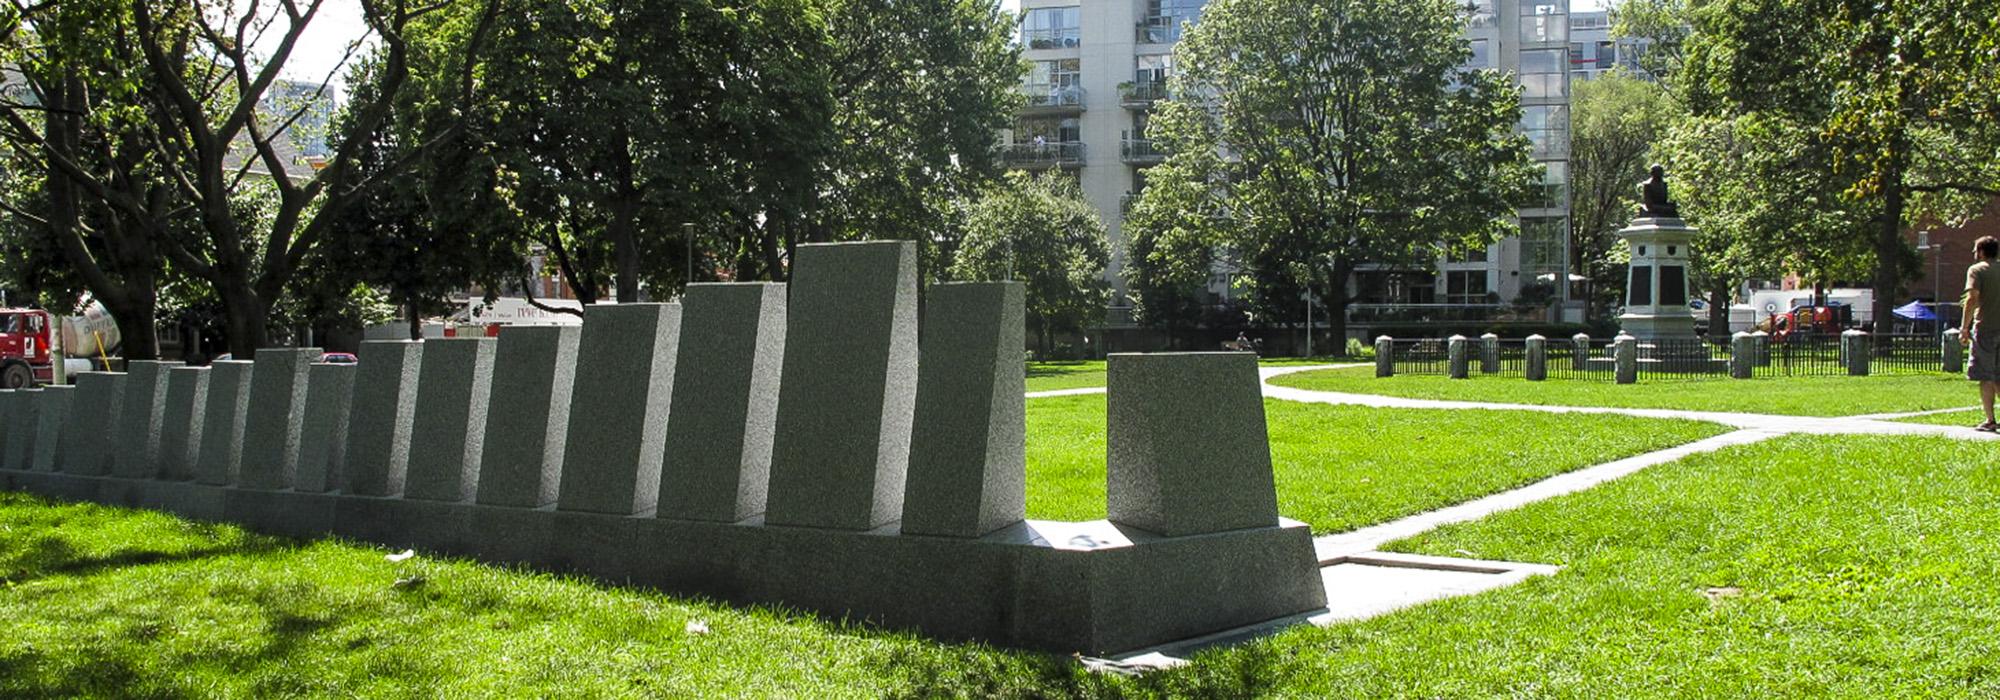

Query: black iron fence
left=1389, top=338, right=1450, bottom=376
left=1375, top=331, right=1954, bottom=382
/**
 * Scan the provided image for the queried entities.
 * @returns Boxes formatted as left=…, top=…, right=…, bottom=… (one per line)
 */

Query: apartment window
left=1519, top=49, right=1568, bottom=99
left=1023, top=7, right=1080, bottom=49
left=1137, top=54, right=1174, bottom=85
left=1141, top=0, right=1205, bottom=43
left=1520, top=216, right=1566, bottom=276
left=1536, top=161, right=1568, bottom=210
left=1445, top=242, right=1489, bottom=263
left=1445, top=270, right=1491, bottom=305
left=1015, top=117, right=1081, bottom=144
left=1466, top=0, right=1496, bottom=28
left=1466, top=39, right=1493, bottom=70
left=1520, top=1, right=1567, bottom=44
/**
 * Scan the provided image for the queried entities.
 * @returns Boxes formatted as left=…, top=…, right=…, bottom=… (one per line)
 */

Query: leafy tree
left=1141, top=0, right=1541, bottom=344
left=949, top=171, right=1109, bottom=358
left=1568, top=70, right=1679, bottom=319
left=1123, top=134, right=1231, bottom=347
left=1680, top=0, right=2000, bottom=333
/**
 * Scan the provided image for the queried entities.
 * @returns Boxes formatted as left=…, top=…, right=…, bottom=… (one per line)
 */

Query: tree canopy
left=949, top=171, right=1109, bottom=358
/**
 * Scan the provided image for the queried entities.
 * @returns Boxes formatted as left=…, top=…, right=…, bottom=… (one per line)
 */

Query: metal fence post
left=1750, top=330, right=1771, bottom=366
left=1479, top=333, right=1500, bottom=374
left=1375, top=336, right=1394, bottom=378
left=1614, top=333, right=1638, bottom=385
left=1447, top=335, right=1470, bottom=380
left=1525, top=334, right=1547, bottom=381
left=1944, top=329, right=1965, bottom=374
left=1571, top=333, right=1590, bottom=372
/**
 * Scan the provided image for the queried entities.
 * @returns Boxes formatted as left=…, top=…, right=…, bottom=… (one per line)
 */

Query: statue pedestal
left=1617, top=217, right=1699, bottom=342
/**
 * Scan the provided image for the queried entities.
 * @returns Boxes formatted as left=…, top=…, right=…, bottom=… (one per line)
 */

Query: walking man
left=1960, top=236, right=2000, bottom=431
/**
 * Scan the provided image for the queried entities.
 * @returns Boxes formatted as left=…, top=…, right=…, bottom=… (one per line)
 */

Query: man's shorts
left=1971, top=326, right=2000, bottom=382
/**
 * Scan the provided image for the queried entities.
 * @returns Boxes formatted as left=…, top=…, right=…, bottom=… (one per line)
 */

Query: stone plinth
left=1614, top=335, right=1638, bottom=385
left=1374, top=336, right=1393, bottom=378
left=558, top=304, right=680, bottom=515
left=1946, top=329, right=1965, bottom=374
left=1478, top=333, right=1500, bottom=374
left=1616, top=217, right=1700, bottom=341
left=113, top=360, right=177, bottom=478
left=404, top=338, right=497, bottom=503
left=194, top=361, right=254, bottom=485
left=1730, top=332, right=1754, bottom=379
left=1447, top=335, right=1470, bottom=379
left=1571, top=333, right=1591, bottom=371
left=344, top=341, right=423, bottom=497
left=476, top=326, right=580, bottom=509
left=1, top=390, right=34, bottom=471
left=1106, top=353, right=1279, bottom=537
left=901, top=282, right=1026, bottom=538
left=62, top=372, right=127, bottom=476
left=31, top=386, right=74, bottom=472
left=296, top=363, right=357, bottom=493
left=1524, top=334, right=1547, bottom=381
left=658, top=284, right=786, bottom=523
left=765, top=242, right=920, bottom=531
left=158, top=367, right=210, bottom=481
left=239, top=348, right=321, bottom=491
left=1843, top=329, right=1871, bottom=376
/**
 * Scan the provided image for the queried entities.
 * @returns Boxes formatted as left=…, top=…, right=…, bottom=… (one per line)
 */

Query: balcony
left=1120, top=81, right=1170, bottom=108
left=1136, top=16, right=1185, bottom=44
left=1020, top=84, right=1086, bottom=115
left=1120, top=139, right=1167, bottom=165
left=1021, top=28, right=1081, bottom=50
left=1003, top=142, right=1086, bottom=169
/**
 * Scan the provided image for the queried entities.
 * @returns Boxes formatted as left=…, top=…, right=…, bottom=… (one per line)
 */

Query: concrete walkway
left=1097, top=364, right=1998, bottom=668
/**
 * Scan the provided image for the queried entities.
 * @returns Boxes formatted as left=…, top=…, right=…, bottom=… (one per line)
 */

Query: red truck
left=0, top=308, right=58, bottom=388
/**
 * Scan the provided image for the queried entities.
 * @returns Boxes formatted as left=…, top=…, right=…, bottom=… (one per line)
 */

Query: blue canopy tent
left=1894, top=301, right=1938, bottom=321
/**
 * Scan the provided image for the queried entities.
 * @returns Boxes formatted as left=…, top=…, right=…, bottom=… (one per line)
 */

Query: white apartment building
left=1006, top=0, right=1575, bottom=335
left=1568, top=9, right=1650, bottom=81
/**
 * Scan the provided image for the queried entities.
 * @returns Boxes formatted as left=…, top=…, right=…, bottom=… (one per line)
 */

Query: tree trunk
left=407, top=299, right=423, bottom=341
left=1707, top=287, right=1730, bottom=341
left=219, top=286, right=271, bottom=359
left=1872, top=169, right=1907, bottom=336
left=1325, top=260, right=1353, bottom=351
left=610, top=195, right=641, bottom=304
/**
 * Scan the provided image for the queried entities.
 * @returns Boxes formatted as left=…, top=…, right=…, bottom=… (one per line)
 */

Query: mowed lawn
left=4, top=434, right=1996, bottom=696
left=1270, top=365, right=1978, bottom=417
left=1024, top=395, right=1727, bottom=533
left=1024, top=357, right=1357, bottom=393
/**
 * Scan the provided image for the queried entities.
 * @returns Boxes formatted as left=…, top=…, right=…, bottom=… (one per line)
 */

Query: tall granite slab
left=295, top=363, right=357, bottom=493
left=238, top=348, right=321, bottom=490
left=765, top=241, right=920, bottom=531
left=557, top=304, right=679, bottom=515
left=475, top=326, right=579, bottom=508
left=112, top=361, right=177, bottom=478
left=0, top=390, right=17, bottom=469
left=403, top=338, right=497, bottom=502
left=6, top=391, right=39, bottom=472
left=343, top=341, right=423, bottom=497
left=61, top=372, right=127, bottom=476
left=158, top=367, right=211, bottom=481
left=1106, top=352, right=1280, bottom=537
left=193, top=361, right=255, bottom=485
left=30, top=386, right=74, bottom=472
left=900, top=282, right=1026, bottom=538
left=657, top=284, right=786, bottom=522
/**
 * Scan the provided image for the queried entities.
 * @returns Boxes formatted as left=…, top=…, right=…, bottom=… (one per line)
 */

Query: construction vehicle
left=0, top=301, right=123, bottom=388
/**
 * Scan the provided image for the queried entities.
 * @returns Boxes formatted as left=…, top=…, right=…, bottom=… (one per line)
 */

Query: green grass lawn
left=1025, top=395, right=1727, bottom=533
left=1026, top=357, right=1356, bottom=393
left=1270, top=365, right=1979, bottom=417
left=7, top=434, right=1995, bottom=696
left=1892, top=408, right=1994, bottom=427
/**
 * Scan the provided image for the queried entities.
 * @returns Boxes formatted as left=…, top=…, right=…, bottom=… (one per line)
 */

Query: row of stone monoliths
left=0, top=242, right=1038, bottom=538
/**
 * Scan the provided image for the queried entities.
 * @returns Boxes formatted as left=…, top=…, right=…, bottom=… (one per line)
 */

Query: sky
left=281, top=0, right=1610, bottom=89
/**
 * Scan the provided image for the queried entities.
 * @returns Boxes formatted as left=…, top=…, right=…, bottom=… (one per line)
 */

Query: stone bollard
left=1750, top=330, right=1771, bottom=366
left=1571, top=333, right=1591, bottom=372
left=1614, top=333, right=1638, bottom=385
left=1447, top=335, right=1470, bottom=379
left=1374, top=336, right=1394, bottom=378
left=1524, top=334, right=1547, bottom=381
left=1479, top=333, right=1500, bottom=374
left=1944, top=329, right=1965, bottom=374
left=1729, top=331, right=1754, bottom=379
left=1843, top=329, right=1870, bottom=376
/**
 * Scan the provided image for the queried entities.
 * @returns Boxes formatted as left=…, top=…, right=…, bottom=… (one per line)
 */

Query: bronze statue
left=1638, top=164, right=1680, bottom=218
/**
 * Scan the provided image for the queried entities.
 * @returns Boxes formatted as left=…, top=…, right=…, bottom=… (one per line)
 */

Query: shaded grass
left=1025, top=396, right=1727, bottom=533
left=1271, top=365, right=1975, bottom=417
